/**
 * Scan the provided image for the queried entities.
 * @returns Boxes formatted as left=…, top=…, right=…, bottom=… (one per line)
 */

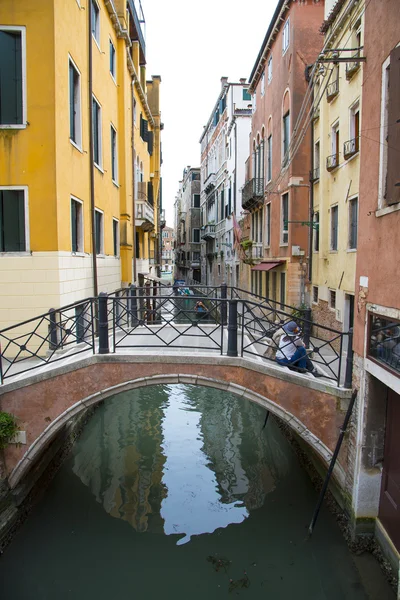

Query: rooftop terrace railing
left=0, top=284, right=353, bottom=388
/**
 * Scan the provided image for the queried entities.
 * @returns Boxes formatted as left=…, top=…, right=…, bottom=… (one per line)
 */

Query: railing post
left=49, top=308, right=58, bottom=350
left=227, top=299, right=238, bottom=357
left=98, top=292, right=109, bottom=354
left=221, top=282, right=227, bottom=326
left=129, top=284, right=137, bottom=327
left=302, top=307, right=312, bottom=349
left=344, top=328, right=354, bottom=388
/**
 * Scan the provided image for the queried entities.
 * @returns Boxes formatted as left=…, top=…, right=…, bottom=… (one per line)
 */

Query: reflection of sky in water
left=160, top=386, right=248, bottom=545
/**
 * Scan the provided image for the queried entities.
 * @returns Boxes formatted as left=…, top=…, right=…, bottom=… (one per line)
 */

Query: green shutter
left=0, top=190, right=25, bottom=251
left=0, top=31, right=23, bottom=125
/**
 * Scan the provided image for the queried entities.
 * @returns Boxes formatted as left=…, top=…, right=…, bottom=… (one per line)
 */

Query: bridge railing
left=0, top=298, right=96, bottom=383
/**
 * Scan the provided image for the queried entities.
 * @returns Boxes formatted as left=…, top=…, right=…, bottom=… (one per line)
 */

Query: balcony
left=241, top=178, right=264, bottom=211
left=201, top=224, right=216, bottom=240
left=343, top=137, right=359, bottom=160
left=160, top=209, right=166, bottom=229
left=326, top=154, right=339, bottom=172
left=346, top=61, right=360, bottom=81
left=368, top=314, right=400, bottom=376
left=326, top=80, right=339, bottom=103
left=204, top=173, right=216, bottom=194
left=311, top=167, right=320, bottom=182
left=135, top=199, right=154, bottom=231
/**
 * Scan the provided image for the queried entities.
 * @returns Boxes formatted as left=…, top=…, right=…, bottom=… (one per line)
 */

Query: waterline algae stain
left=0, top=384, right=394, bottom=599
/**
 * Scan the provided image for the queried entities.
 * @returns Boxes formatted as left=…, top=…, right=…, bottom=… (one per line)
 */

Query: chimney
left=240, top=78, right=246, bottom=84
left=221, top=76, right=228, bottom=88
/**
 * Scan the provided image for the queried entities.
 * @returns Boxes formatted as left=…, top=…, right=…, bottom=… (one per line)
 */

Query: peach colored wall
left=354, top=0, right=400, bottom=355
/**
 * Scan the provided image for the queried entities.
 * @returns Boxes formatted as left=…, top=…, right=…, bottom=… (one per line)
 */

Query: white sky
left=143, top=0, right=279, bottom=228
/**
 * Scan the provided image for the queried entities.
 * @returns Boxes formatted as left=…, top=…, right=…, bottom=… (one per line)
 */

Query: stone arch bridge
left=0, top=352, right=352, bottom=491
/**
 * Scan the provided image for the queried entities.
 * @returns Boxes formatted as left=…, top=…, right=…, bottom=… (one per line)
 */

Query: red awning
left=251, top=261, right=284, bottom=271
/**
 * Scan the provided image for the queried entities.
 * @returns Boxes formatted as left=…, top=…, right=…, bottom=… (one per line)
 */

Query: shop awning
left=251, top=261, right=285, bottom=271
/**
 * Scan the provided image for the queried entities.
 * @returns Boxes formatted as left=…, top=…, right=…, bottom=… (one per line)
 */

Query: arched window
left=282, top=91, right=290, bottom=166
left=267, top=117, right=273, bottom=182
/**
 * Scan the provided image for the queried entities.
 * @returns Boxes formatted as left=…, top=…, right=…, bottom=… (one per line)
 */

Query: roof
left=320, top=0, right=347, bottom=34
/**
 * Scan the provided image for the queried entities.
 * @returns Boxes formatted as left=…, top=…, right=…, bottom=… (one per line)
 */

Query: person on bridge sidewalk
left=275, top=321, right=323, bottom=378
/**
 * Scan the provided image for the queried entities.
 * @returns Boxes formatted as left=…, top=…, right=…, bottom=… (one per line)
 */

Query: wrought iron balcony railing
left=326, top=153, right=339, bottom=172
left=346, top=61, right=360, bottom=80
left=326, top=79, right=339, bottom=102
left=241, top=178, right=264, bottom=210
left=368, top=313, right=400, bottom=377
left=201, top=224, right=216, bottom=240
left=343, top=137, right=359, bottom=160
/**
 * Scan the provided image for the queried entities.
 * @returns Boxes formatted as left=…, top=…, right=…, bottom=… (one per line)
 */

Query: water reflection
left=71, top=384, right=282, bottom=543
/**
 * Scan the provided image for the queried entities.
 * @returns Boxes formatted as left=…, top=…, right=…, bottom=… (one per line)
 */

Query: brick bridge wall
left=0, top=354, right=352, bottom=490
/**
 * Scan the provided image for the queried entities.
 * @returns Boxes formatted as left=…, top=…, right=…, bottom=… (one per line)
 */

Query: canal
left=0, top=384, right=394, bottom=599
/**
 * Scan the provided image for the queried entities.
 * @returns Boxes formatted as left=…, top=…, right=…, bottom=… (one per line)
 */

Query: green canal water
left=0, top=384, right=394, bottom=599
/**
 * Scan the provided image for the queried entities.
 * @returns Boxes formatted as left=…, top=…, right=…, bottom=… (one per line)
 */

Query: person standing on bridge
left=275, top=321, right=323, bottom=378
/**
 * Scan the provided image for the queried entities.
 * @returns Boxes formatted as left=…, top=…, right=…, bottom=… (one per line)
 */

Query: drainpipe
left=132, top=82, right=137, bottom=284
left=88, top=5, right=98, bottom=300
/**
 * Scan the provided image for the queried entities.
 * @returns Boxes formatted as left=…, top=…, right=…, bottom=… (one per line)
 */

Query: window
left=252, top=92, right=256, bottom=114
left=94, top=209, right=103, bottom=255
left=282, top=111, right=290, bottom=165
left=109, top=40, right=116, bottom=79
left=69, top=59, right=81, bottom=147
left=282, top=19, right=290, bottom=54
left=0, top=27, right=25, bottom=126
left=92, top=97, right=102, bottom=168
left=314, top=211, right=319, bottom=251
left=192, top=229, right=200, bottom=243
left=243, top=88, right=251, bottom=101
left=266, top=203, right=271, bottom=246
left=330, top=205, right=338, bottom=251
left=280, top=273, right=286, bottom=309
left=380, top=47, right=400, bottom=206
left=192, top=251, right=200, bottom=262
left=281, top=193, right=289, bottom=245
left=140, top=114, right=148, bottom=141
left=113, top=218, right=119, bottom=256
left=348, top=197, right=358, bottom=249
left=91, top=0, right=100, bottom=45
left=193, top=194, right=200, bottom=208
left=268, top=56, right=273, bottom=83
left=0, top=189, right=26, bottom=252
left=329, top=290, right=336, bottom=310
left=261, top=72, right=265, bottom=97
left=133, top=98, right=137, bottom=126
left=71, top=198, right=83, bottom=253
left=267, top=134, right=272, bottom=181
left=110, top=125, right=117, bottom=182
left=314, top=140, right=320, bottom=180
left=328, top=121, right=340, bottom=170
left=350, top=102, right=360, bottom=150
left=313, top=286, right=319, bottom=304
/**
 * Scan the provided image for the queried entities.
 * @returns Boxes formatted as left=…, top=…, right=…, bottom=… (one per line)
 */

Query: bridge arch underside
left=0, top=358, right=350, bottom=489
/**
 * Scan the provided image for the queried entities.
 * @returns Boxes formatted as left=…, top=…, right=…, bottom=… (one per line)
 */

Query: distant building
left=161, top=226, right=175, bottom=273
left=174, top=167, right=201, bottom=283
left=199, top=77, right=252, bottom=287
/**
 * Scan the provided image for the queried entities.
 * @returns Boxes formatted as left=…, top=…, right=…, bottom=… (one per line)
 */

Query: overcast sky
left=143, top=0, right=279, bottom=227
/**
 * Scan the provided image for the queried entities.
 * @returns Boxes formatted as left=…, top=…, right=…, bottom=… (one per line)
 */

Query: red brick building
left=350, top=0, right=400, bottom=572
left=245, top=0, right=324, bottom=307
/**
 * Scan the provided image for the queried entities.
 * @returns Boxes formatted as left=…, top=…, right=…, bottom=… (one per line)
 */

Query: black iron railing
left=0, top=284, right=352, bottom=388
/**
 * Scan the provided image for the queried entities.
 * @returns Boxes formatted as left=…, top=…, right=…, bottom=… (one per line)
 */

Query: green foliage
left=291, top=303, right=309, bottom=320
left=0, top=412, right=19, bottom=449
left=240, top=239, right=253, bottom=251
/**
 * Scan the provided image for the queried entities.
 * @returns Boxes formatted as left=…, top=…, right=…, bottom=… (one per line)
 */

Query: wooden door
left=379, top=388, right=400, bottom=551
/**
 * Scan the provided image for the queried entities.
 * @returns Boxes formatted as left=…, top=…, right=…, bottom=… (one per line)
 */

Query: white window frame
left=91, top=0, right=100, bottom=48
left=261, top=71, right=265, bottom=97
left=314, top=139, right=320, bottom=179
left=109, top=38, right=116, bottom=81
left=378, top=54, right=391, bottom=209
left=349, top=99, right=360, bottom=140
left=330, top=204, right=339, bottom=251
left=282, top=110, right=290, bottom=165
left=92, top=95, right=103, bottom=171
left=110, top=123, right=118, bottom=184
left=112, top=217, right=119, bottom=257
left=268, top=55, right=273, bottom=83
left=331, top=120, right=340, bottom=163
left=329, top=289, right=337, bottom=311
left=70, top=195, right=84, bottom=254
left=348, top=195, right=358, bottom=251
left=280, top=192, right=289, bottom=246
left=0, top=186, right=30, bottom=254
left=266, top=202, right=271, bottom=247
left=0, top=26, right=27, bottom=129
left=282, top=18, right=290, bottom=55
left=68, top=55, right=82, bottom=150
left=267, top=133, right=272, bottom=182
left=94, top=208, right=104, bottom=255
left=313, top=211, right=320, bottom=252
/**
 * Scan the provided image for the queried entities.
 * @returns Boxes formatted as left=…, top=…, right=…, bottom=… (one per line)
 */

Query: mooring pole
left=308, top=389, right=357, bottom=537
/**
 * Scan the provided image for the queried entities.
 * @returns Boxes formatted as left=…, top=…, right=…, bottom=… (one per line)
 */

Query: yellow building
left=0, top=0, right=161, bottom=331
left=311, top=0, right=364, bottom=333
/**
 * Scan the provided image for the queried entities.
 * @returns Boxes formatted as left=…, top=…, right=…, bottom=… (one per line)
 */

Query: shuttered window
left=111, top=125, right=117, bottom=182
left=147, top=181, right=154, bottom=206
left=95, top=209, right=103, bottom=255
left=331, top=205, right=338, bottom=251
left=140, top=115, right=148, bottom=142
left=243, top=88, right=251, bottom=101
left=349, top=197, right=358, bottom=249
left=109, top=40, right=116, bottom=79
left=281, top=193, right=289, bottom=244
left=113, top=219, right=119, bottom=256
left=283, top=112, right=290, bottom=164
left=193, top=194, right=200, bottom=208
left=69, top=60, right=81, bottom=146
left=386, top=46, right=400, bottom=205
left=0, top=30, right=23, bottom=125
left=314, top=211, right=319, bottom=251
left=0, top=190, right=26, bottom=251
left=71, top=198, right=83, bottom=253
left=92, top=97, right=102, bottom=167
left=193, top=229, right=200, bottom=243
left=147, top=130, right=153, bottom=155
